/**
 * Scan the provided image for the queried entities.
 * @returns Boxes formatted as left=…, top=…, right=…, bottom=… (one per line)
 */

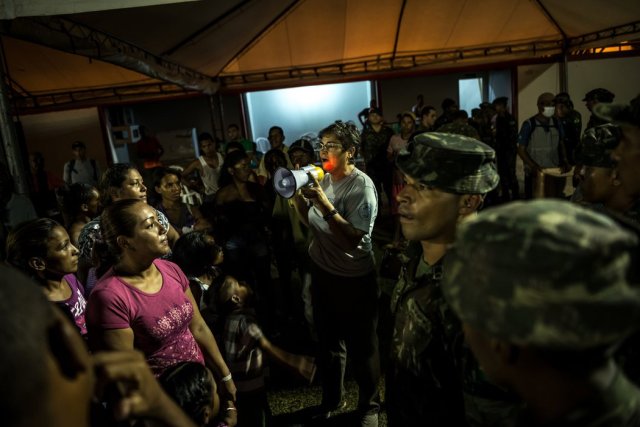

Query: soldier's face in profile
left=396, top=173, right=461, bottom=243
left=612, top=124, right=640, bottom=199
left=580, top=165, right=616, bottom=203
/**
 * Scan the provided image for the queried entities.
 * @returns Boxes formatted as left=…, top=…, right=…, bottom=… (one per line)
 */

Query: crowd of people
left=0, top=88, right=639, bottom=427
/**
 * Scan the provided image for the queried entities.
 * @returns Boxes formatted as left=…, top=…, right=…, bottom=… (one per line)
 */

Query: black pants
left=497, top=149, right=519, bottom=201
left=311, top=262, right=381, bottom=414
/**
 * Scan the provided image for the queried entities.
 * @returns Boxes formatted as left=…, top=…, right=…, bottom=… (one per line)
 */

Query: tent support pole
left=0, top=43, right=27, bottom=194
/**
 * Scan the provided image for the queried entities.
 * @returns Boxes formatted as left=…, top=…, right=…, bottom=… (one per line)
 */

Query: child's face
left=228, top=278, right=252, bottom=306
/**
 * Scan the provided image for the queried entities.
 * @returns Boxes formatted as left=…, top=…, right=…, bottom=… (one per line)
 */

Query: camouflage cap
left=594, top=93, right=640, bottom=128
left=583, top=88, right=615, bottom=103
left=442, top=200, right=640, bottom=350
left=396, top=132, right=499, bottom=194
left=574, top=124, right=621, bottom=168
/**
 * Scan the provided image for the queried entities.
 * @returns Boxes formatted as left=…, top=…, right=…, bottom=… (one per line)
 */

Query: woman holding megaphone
left=292, top=121, right=381, bottom=425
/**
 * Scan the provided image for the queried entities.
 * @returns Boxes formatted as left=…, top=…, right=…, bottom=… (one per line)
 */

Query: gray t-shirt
left=308, top=168, right=378, bottom=277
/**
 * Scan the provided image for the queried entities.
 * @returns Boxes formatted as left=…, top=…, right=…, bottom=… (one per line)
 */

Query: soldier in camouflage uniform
left=595, top=94, right=640, bottom=385
left=360, top=107, right=395, bottom=204
left=438, top=110, right=481, bottom=139
left=584, top=88, right=615, bottom=130
left=386, top=132, right=520, bottom=426
left=573, top=124, right=639, bottom=223
left=442, top=200, right=640, bottom=426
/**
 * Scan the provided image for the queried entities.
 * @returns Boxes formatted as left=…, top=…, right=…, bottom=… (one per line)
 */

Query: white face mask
left=542, top=106, right=555, bottom=118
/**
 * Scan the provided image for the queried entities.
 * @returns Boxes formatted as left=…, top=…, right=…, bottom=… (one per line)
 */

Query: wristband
left=323, top=209, right=339, bottom=221
left=225, top=407, right=237, bottom=412
left=221, top=373, right=233, bottom=382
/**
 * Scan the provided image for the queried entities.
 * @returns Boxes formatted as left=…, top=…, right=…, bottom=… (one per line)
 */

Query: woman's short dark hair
left=6, top=218, right=61, bottom=279
left=318, top=120, right=360, bottom=157
left=159, top=362, right=214, bottom=425
left=171, top=231, right=221, bottom=278
left=98, top=163, right=136, bottom=208
left=218, top=149, right=249, bottom=189
left=56, top=183, right=97, bottom=228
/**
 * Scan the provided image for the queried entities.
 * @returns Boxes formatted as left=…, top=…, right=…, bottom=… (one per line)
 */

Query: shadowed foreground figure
left=0, top=265, right=198, bottom=427
left=442, top=200, right=640, bottom=427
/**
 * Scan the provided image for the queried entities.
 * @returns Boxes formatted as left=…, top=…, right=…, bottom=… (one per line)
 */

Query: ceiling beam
left=391, top=0, right=408, bottom=60
left=1, top=16, right=219, bottom=94
left=217, top=0, right=303, bottom=75
left=0, top=0, right=201, bottom=19
left=533, top=0, right=567, bottom=40
left=162, top=0, right=254, bottom=56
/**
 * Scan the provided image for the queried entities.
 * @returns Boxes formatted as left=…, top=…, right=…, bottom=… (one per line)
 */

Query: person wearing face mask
left=517, top=92, right=570, bottom=199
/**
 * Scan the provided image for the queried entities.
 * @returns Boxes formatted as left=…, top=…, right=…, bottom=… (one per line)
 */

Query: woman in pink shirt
left=6, top=218, right=87, bottom=336
left=87, top=198, right=237, bottom=403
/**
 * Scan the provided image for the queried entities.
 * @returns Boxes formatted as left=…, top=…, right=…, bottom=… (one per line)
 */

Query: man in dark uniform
left=434, top=98, right=459, bottom=130
left=386, top=133, right=519, bottom=426
left=360, top=107, right=394, bottom=206
left=554, top=92, right=582, bottom=164
left=493, top=96, right=520, bottom=201
left=442, top=199, right=640, bottom=426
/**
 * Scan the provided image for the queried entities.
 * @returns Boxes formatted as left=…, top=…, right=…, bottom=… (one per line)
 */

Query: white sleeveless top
left=199, top=153, right=223, bottom=195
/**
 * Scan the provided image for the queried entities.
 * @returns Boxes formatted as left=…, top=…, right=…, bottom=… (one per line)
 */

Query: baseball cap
left=583, top=88, right=615, bottom=103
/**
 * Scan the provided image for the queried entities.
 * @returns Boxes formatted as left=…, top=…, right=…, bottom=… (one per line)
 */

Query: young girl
left=87, top=199, right=236, bottom=402
left=6, top=218, right=87, bottom=336
left=56, top=183, right=100, bottom=246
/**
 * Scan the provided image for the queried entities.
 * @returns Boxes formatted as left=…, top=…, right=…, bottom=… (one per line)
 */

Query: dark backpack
left=69, top=159, right=98, bottom=182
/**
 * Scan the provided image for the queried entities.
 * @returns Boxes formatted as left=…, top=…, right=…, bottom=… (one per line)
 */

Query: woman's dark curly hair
left=318, top=120, right=360, bottom=160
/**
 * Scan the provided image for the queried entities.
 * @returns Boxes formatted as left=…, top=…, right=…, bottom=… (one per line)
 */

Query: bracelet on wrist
left=225, top=407, right=237, bottom=412
left=221, top=373, right=233, bottom=382
left=323, top=209, right=339, bottom=221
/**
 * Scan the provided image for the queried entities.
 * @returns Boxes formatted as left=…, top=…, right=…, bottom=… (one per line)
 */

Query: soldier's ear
left=459, top=194, right=484, bottom=215
left=611, top=169, right=621, bottom=187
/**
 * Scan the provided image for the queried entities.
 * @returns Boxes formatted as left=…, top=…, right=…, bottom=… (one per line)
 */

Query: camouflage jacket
left=514, top=368, right=640, bottom=426
left=360, top=125, right=394, bottom=166
left=388, top=242, right=521, bottom=426
left=387, top=242, right=466, bottom=424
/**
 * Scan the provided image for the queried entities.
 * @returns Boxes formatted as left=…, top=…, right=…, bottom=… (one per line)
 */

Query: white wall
left=568, top=56, right=640, bottom=123
left=516, top=63, right=560, bottom=126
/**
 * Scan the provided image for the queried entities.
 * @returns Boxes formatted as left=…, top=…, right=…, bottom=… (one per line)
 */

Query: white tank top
left=199, top=153, right=223, bottom=195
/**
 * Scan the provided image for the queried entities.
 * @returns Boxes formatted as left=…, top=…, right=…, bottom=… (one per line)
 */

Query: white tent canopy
left=2, top=0, right=639, bottom=110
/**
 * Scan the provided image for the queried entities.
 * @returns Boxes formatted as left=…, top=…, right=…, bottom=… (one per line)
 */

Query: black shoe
left=309, top=400, right=347, bottom=421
